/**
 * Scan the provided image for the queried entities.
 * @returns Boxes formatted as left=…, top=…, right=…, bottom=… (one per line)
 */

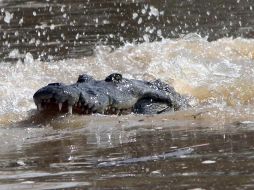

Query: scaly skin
left=33, top=73, right=188, bottom=115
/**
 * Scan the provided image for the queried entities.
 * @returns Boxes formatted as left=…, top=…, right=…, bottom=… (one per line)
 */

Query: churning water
left=1, top=0, right=254, bottom=189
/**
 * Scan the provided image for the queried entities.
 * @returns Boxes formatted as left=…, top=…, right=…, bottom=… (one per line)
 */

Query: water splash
left=0, top=36, right=254, bottom=124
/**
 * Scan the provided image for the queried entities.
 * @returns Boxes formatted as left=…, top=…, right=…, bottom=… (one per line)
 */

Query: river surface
left=1, top=0, right=254, bottom=189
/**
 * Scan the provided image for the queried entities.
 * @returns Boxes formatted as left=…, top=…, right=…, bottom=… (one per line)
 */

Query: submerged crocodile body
left=33, top=73, right=188, bottom=115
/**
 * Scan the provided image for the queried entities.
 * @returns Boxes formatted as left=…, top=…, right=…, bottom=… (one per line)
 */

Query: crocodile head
left=33, top=73, right=187, bottom=115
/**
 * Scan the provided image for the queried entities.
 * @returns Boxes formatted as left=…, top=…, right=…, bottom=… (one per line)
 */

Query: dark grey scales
left=33, top=73, right=188, bottom=115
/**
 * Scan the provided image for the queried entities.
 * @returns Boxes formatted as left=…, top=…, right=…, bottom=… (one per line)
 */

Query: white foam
left=1, top=36, right=254, bottom=119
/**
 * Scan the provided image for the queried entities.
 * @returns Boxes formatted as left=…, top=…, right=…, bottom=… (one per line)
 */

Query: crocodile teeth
left=58, top=103, right=63, bottom=111
left=68, top=105, right=73, bottom=114
left=37, top=103, right=43, bottom=111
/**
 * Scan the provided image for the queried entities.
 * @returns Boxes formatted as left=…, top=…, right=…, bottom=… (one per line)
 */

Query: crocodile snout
left=33, top=84, right=80, bottom=114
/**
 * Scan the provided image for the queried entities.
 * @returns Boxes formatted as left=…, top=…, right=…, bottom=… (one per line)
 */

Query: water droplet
left=4, top=11, right=13, bottom=24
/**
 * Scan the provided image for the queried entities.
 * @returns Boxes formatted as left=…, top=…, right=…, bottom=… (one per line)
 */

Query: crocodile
left=33, top=73, right=188, bottom=115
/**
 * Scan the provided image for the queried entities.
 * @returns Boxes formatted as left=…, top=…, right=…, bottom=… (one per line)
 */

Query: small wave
left=98, top=147, right=194, bottom=167
left=0, top=36, right=254, bottom=123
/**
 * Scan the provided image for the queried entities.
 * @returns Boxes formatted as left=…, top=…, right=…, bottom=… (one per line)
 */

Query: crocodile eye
left=77, top=74, right=93, bottom=83
left=105, top=73, right=122, bottom=83
left=48, top=83, right=63, bottom=86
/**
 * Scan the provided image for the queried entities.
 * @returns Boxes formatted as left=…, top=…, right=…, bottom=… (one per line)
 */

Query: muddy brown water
left=1, top=0, right=254, bottom=189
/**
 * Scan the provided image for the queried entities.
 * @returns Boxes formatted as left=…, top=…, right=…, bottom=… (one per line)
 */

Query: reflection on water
left=1, top=114, right=254, bottom=189
left=1, top=0, right=254, bottom=189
